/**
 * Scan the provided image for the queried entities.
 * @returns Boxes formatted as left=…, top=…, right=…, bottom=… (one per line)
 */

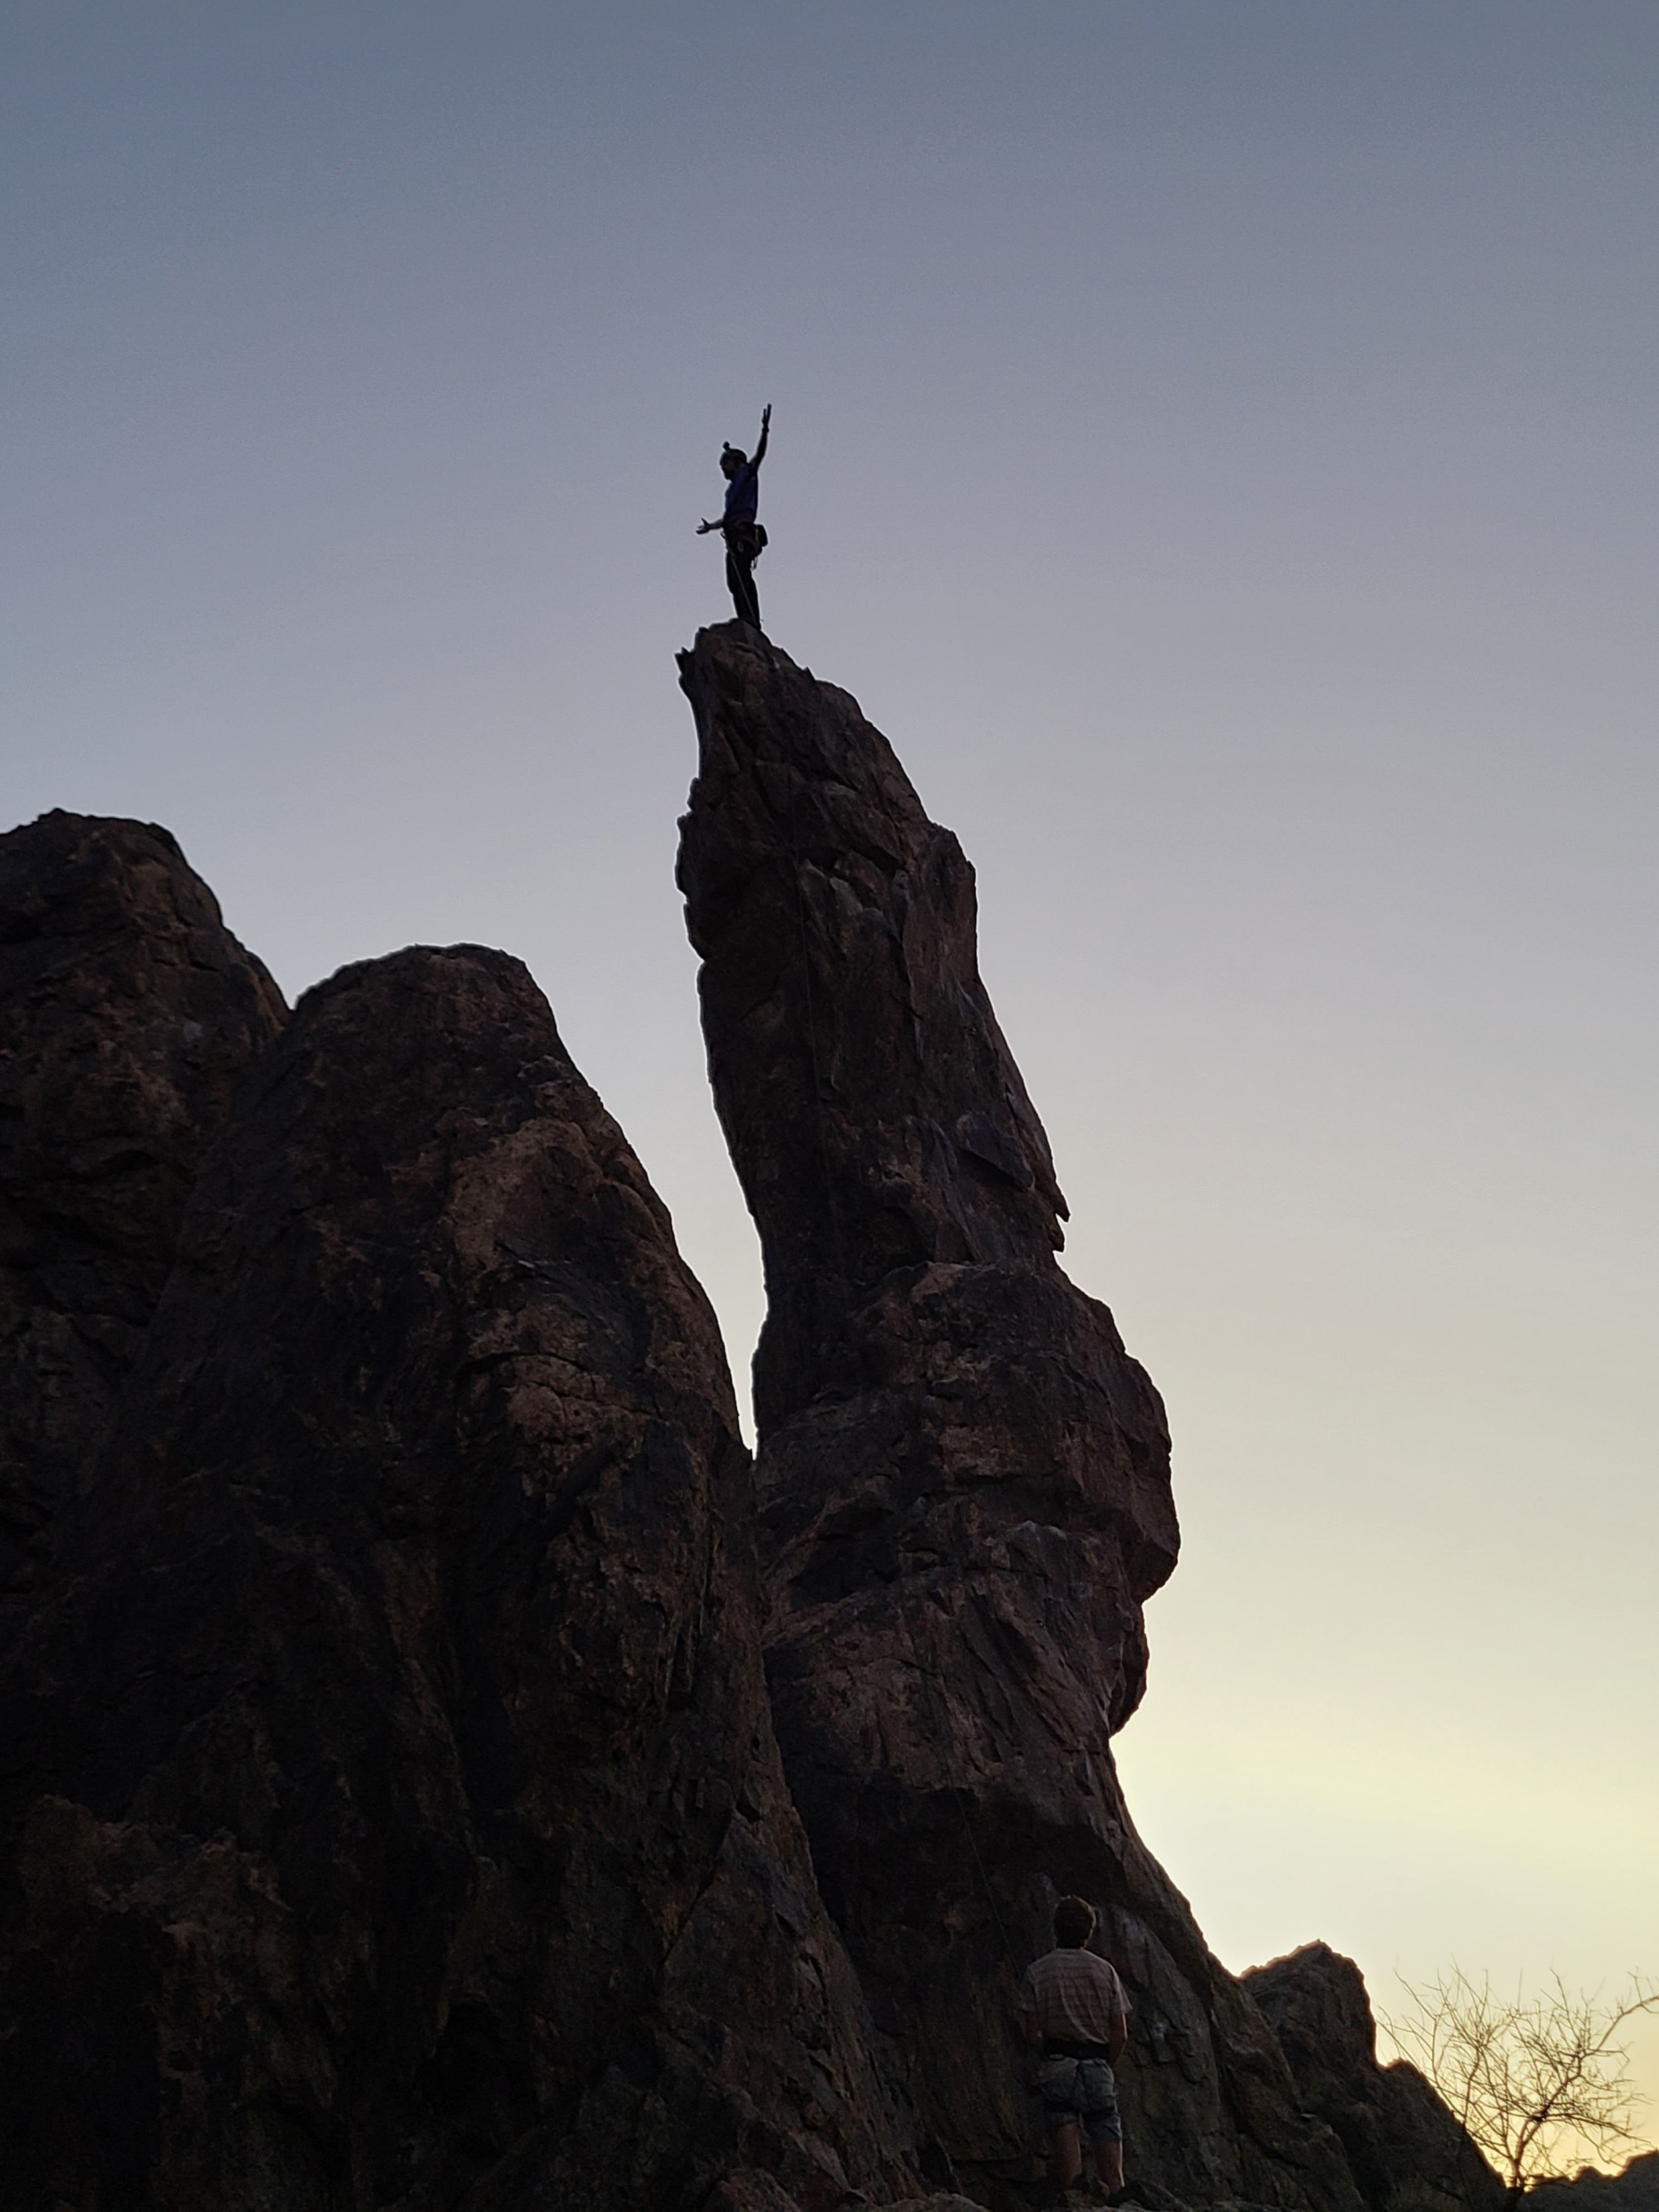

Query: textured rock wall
left=0, top=911, right=918, bottom=2209
left=0, top=812, right=284, bottom=1622
left=677, top=624, right=1362, bottom=2212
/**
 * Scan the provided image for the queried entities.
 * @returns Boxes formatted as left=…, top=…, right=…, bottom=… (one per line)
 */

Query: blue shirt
left=723, top=459, right=760, bottom=524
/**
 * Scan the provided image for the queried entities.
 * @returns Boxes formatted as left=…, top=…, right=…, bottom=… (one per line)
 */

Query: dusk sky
left=5, top=1, right=1656, bottom=2133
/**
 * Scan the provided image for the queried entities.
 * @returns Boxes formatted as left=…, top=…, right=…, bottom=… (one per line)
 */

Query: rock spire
left=677, top=623, right=1359, bottom=2210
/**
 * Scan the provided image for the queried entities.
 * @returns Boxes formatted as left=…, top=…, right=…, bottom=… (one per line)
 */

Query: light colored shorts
left=1035, top=2053, right=1122, bottom=2143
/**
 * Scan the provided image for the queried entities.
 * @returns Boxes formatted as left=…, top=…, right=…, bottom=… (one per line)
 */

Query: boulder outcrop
left=1243, top=1945, right=1503, bottom=2212
left=676, top=624, right=1361, bottom=2212
left=0, top=921, right=916, bottom=2209
left=0, top=812, right=284, bottom=1621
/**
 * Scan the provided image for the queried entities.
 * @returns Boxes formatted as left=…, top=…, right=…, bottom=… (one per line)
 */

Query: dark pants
left=723, top=521, right=762, bottom=628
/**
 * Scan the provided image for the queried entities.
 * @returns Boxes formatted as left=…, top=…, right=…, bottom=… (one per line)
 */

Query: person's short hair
left=1054, top=1895, right=1097, bottom=1947
left=721, top=443, right=747, bottom=469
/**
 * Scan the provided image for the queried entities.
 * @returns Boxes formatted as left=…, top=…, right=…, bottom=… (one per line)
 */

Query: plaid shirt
left=1018, top=1947, right=1130, bottom=2047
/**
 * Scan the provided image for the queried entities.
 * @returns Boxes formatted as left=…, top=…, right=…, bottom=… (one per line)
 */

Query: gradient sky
left=5, top=0, right=1656, bottom=2144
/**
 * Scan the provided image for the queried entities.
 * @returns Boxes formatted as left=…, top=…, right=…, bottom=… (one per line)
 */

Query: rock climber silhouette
left=697, top=403, right=771, bottom=629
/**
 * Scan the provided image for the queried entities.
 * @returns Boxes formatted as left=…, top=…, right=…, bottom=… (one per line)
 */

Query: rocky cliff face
left=1, top=658, right=1496, bottom=2212
left=0, top=812, right=284, bottom=1623
left=677, top=625, right=1361, bottom=2212
left=0, top=832, right=920, bottom=2212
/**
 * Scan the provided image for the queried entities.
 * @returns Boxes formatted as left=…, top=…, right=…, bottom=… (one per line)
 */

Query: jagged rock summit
left=0, top=676, right=1501, bottom=2212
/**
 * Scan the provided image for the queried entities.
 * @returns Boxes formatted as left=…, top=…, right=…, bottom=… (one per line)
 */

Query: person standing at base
left=698, top=403, right=771, bottom=628
left=1017, top=1895, right=1131, bottom=2205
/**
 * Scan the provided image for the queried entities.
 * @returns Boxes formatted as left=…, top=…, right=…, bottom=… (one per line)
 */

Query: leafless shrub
left=1382, top=1968, right=1659, bottom=2202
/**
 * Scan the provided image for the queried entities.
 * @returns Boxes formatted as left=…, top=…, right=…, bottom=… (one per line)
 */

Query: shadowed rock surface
left=0, top=811, right=284, bottom=1620
left=1243, top=1945, right=1504, bottom=2212
left=0, top=936, right=918, bottom=2211
left=677, top=623, right=1362, bottom=2212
